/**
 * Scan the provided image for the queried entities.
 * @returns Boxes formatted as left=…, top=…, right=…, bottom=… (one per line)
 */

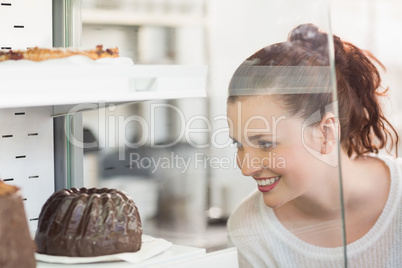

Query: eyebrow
left=229, top=134, right=274, bottom=143
left=247, top=134, right=274, bottom=142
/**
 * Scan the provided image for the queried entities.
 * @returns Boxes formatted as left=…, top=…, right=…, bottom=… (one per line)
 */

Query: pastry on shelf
left=0, top=45, right=119, bottom=62
left=35, top=187, right=142, bottom=257
left=0, top=180, right=36, bottom=268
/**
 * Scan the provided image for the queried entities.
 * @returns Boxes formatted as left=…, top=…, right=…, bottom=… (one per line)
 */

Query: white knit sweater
left=227, top=154, right=402, bottom=268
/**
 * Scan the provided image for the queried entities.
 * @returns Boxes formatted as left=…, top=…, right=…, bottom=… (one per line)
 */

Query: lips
left=255, top=176, right=280, bottom=192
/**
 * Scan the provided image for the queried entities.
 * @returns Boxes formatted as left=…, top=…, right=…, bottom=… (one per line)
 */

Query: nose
left=236, top=150, right=264, bottom=177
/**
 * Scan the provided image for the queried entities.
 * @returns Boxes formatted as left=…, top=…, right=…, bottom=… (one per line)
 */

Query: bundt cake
left=34, top=187, right=142, bottom=257
left=0, top=180, right=36, bottom=268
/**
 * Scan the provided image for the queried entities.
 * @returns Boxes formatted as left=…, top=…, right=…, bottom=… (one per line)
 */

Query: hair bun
left=288, top=23, right=328, bottom=52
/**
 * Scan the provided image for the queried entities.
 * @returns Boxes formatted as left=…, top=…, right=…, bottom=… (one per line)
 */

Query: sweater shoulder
left=227, top=189, right=261, bottom=231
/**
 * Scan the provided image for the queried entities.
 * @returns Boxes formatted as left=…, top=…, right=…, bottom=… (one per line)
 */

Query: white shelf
left=0, top=60, right=207, bottom=112
left=82, top=9, right=205, bottom=27
left=36, top=247, right=238, bottom=268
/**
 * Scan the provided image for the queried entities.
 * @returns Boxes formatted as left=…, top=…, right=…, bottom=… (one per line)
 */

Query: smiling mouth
left=256, top=176, right=280, bottom=186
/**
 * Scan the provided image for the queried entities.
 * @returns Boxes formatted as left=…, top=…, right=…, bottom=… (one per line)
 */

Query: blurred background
left=80, top=0, right=402, bottom=252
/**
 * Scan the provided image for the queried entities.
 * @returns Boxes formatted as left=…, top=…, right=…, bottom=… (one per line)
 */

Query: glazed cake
left=35, top=187, right=142, bottom=257
left=0, top=180, right=36, bottom=268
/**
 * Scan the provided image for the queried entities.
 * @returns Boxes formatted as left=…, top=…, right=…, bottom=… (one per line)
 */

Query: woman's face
left=227, top=96, right=331, bottom=208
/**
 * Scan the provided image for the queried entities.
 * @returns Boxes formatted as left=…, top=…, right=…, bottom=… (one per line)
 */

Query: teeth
left=257, top=177, right=279, bottom=186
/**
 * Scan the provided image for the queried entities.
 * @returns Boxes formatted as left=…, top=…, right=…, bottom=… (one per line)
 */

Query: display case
left=0, top=60, right=207, bottom=227
left=0, top=0, right=238, bottom=267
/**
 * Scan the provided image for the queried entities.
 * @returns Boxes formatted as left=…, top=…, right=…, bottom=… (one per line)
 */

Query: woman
left=226, top=23, right=401, bottom=267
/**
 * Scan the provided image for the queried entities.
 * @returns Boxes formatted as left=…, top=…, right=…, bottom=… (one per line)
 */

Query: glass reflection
left=226, top=22, right=399, bottom=267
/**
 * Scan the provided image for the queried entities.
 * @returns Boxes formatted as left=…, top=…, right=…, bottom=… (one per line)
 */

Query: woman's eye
left=258, top=141, right=274, bottom=149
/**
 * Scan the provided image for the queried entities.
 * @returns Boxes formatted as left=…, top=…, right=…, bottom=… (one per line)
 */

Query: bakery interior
left=1, top=0, right=402, bottom=267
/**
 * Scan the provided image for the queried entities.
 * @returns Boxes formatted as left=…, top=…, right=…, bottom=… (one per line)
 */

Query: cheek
left=278, top=150, right=316, bottom=187
left=269, top=145, right=308, bottom=174
left=302, top=126, right=322, bottom=153
left=259, top=152, right=282, bottom=170
left=262, top=154, right=287, bottom=171
left=236, top=150, right=267, bottom=170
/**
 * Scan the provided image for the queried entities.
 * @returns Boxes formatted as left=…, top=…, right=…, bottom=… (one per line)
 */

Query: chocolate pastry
left=35, top=187, right=142, bottom=257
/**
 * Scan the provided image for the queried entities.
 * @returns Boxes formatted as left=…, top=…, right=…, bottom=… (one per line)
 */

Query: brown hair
left=228, top=23, right=399, bottom=157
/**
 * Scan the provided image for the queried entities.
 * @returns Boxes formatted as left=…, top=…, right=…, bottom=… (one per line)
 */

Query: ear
left=319, top=113, right=338, bottom=155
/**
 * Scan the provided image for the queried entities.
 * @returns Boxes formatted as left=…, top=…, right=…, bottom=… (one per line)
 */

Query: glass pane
left=223, top=0, right=401, bottom=267
left=330, top=0, right=402, bottom=267
left=80, top=0, right=212, bottom=252
left=65, top=0, right=83, bottom=47
left=77, top=0, right=402, bottom=267
left=224, top=0, right=348, bottom=266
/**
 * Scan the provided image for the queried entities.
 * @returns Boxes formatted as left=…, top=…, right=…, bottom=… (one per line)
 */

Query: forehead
left=227, top=96, right=306, bottom=143
left=227, top=96, right=288, bottom=125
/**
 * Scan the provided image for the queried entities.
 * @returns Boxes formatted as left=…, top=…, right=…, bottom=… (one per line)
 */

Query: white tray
left=36, top=238, right=206, bottom=268
left=35, top=235, right=172, bottom=264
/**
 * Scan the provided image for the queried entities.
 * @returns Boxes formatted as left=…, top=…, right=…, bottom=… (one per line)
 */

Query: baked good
left=0, top=180, right=36, bottom=268
left=35, top=187, right=142, bottom=257
left=0, top=45, right=119, bottom=62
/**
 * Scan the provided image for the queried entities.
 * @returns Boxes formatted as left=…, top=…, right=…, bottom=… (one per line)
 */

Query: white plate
left=35, top=235, right=172, bottom=264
